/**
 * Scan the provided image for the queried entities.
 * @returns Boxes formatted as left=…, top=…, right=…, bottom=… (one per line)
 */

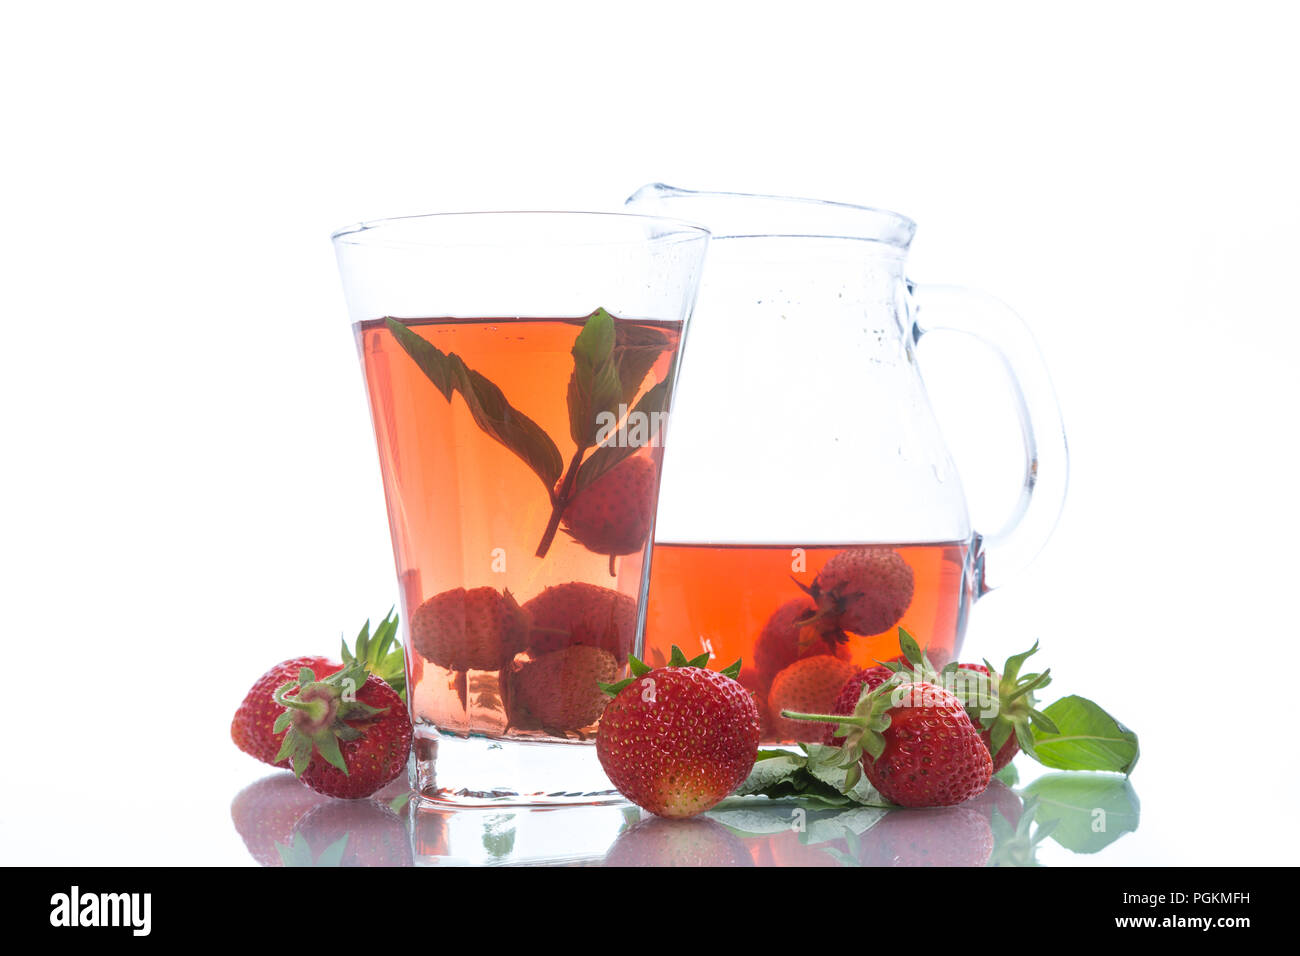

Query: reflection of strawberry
left=510, top=645, right=618, bottom=732
left=857, top=806, right=993, bottom=866
left=282, top=799, right=413, bottom=867
left=755, top=829, right=845, bottom=867
left=596, top=649, right=760, bottom=818
left=753, top=599, right=850, bottom=686
left=561, top=455, right=656, bottom=561
left=230, top=773, right=329, bottom=866
left=410, top=586, right=527, bottom=671
left=966, top=778, right=1023, bottom=829
left=275, top=660, right=413, bottom=799
left=604, top=816, right=753, bottom=867
left=796, top=547, right=914, bottom=641
left=413, top=807, right=452, bottom=858
left=766, top=656, right=856, bottom=742
left=523, top=581, right=636, bottom=662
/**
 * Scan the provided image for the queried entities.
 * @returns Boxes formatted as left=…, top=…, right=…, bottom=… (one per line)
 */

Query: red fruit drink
left=643, top=542, right=975, bottom=744
left=355, top=315, right=682, bottom=747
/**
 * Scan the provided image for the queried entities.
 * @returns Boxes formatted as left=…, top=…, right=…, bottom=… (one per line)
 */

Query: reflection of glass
left=332, top=213, right=708, bottom=806
left=625, top=185, right=1068, bottom=745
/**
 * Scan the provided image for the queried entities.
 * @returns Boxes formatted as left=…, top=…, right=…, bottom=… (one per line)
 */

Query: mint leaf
left=385, top=318, right=563, bottom=493
left=1022, top=772, right=1140, bottom=854
left=574, top=376, right=670, bottom=491
left=731, top=747, right=888, bottom=809
left=1030, top=695, right=1140, bottom=774
left=732, top=751, right=809, bottom=797
left=566, top=308, right=623, bottom=447
left=611, top=323, right=672, bottom=405
left=708, top=804, right=885, bottom=844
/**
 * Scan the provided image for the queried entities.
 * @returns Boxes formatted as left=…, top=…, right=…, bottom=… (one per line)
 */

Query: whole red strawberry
left=753, top=599, right=850, bottom=687
left=523, top=581, right=636, bottom=662
left=785, top=679, right=992, bottom=807
left=410, top=586, right=527, bottom=672
left=596, top=647, right=760, bottom=818
left=766, top=655, right=856, bottom=742
left=274, top=660, right=413, bottom=799
left=957, top=663, right=1018, bottom=771
left=231, top=611, right=406, bottom=767
left=232, top=656, right=336, bottom=766
left=510, top=644, right=618, bottom=732
left=561, top=455, right=656, bottom=561
left=795, top=547, right=914, bottom=641
left=887, top=631, right=1054, bottom=774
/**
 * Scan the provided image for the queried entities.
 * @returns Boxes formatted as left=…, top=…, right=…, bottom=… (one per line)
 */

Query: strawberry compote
left=355, top=314, right=682, bottom=756
left=643, top=542, right=976, bottom=744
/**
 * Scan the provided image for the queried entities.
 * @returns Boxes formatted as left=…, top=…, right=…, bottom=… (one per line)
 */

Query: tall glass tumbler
left=333, top=213, right=709, bottom=805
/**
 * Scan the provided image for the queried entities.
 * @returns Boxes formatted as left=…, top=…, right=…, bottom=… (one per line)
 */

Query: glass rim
left=330, top=209, right=712, bottom=247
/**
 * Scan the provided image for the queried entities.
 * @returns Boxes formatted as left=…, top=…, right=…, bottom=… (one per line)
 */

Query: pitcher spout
left=626, top=182, right=917, bottom=249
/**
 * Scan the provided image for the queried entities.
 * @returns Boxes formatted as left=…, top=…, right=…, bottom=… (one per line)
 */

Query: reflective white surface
left=2, top=2, right=1297, bottom=866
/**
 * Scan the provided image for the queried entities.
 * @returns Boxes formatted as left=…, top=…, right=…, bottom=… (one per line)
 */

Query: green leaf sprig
left=385, top=317, right=563, bottom=492
left=536, top=309, right=673, bottom=559
left=383, top=310, right=673, bottom=565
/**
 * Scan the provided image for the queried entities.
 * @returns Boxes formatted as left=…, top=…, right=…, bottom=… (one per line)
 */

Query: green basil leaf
left=1030, top=695, right=1140, bottom=774
left=1022, top=772, right=1140, bottom=854
left=385, top=318, right=563, bottom=493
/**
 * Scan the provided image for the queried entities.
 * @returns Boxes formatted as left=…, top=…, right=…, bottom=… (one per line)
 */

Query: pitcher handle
left=910, top=283, right=1069, bottom=595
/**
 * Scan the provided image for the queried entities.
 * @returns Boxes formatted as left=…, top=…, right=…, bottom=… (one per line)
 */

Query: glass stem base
left=412, top=726, right=625, bottom=807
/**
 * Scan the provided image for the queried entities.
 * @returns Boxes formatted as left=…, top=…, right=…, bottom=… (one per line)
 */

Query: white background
left=2, top=1, right=1296, bottom=865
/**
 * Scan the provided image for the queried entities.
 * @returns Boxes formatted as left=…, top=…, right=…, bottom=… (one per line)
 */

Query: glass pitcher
left=625, top=184, right=1068, bottom=744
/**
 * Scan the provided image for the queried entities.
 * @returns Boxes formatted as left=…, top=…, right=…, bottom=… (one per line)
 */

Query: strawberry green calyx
left=887, top=629, right=994, bottom=711
left=598, top=644, right=742, bottom=697
left=341, top=609, right=406, bottom=703
left=979, top=642, right=1058, bottom=759
left=272, top=659, right=387, bottom=778
left=780, top=678, right=900, bottom=790
left=883, top=629, right=1056, bottom=759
